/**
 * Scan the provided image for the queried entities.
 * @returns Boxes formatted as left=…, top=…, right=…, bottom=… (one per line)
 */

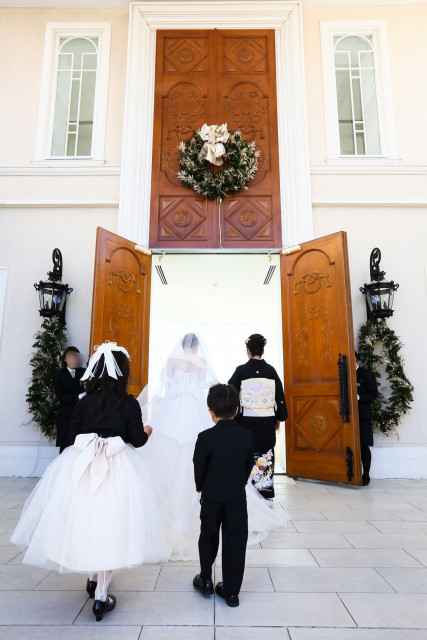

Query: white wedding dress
left=138, top=334, right=286, bottom=561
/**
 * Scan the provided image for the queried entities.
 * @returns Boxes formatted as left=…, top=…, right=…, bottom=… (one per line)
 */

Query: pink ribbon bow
left=73, top=433, right=125, bottom=493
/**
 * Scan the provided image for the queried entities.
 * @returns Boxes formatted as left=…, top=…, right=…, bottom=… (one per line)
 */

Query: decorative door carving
left=89, top=228, right=151, bottom=397
left=150, top=30, right=281, bottom=248
left=281, top=232, right=362, bottom=484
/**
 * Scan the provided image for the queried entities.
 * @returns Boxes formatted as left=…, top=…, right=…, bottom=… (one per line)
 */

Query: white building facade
left=0, top=0, right=426, bottom=477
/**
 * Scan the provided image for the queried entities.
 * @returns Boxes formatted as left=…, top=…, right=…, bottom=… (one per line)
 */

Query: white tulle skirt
left=10, top=441, right=169, bottom=573
left=140, top=398, right=287, bottom=562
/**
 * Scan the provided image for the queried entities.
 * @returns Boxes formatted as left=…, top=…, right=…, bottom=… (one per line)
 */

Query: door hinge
left=281, top=244, right=301, bottom=256
left=135, top=245, right=152, bottom=255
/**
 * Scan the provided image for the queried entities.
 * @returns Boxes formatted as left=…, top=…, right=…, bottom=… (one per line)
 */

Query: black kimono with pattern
left=228, top=359, right=287, bottom=498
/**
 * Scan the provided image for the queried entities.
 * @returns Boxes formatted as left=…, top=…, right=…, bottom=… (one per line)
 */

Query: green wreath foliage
left=358, top=319, right=414, bottom=436
left=26, top=316, right=67, bottom=441
left=177, top=130, right=259, bottom=199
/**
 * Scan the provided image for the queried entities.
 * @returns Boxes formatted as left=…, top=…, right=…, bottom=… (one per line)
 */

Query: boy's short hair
left=207, top=383, right=239, bottom=419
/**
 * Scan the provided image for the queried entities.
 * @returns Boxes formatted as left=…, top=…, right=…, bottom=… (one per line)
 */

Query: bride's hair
left=84, top=352, right=130, bottom=422
left=182, top=333, right=199, bottom=351
left=207, top=383, right=239, bottom=419
left=246, top=333, right=267, bottom=357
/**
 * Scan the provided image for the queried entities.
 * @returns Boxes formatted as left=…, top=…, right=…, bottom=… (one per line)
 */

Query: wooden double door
left=89, top=228, right=361, bottom=485
left=150, top=29, right=281, bottom=249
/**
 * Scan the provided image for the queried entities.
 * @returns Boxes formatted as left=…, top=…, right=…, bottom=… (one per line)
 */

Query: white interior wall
left=148, top=253, right=286, bottom=468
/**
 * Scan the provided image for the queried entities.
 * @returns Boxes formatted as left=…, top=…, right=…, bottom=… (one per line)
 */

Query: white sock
left=94, top=570, right=113, bottom=602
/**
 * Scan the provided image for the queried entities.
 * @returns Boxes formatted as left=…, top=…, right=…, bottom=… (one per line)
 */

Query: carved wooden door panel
left=150, top=29, right=281, bottom=248
left=89, top=228, right=151, bottom=397
left=216, top=30, right=281, bottom=247
left=281, top=232, right=362, bottom=484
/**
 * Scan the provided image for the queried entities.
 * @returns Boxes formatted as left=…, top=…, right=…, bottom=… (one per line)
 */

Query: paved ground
left=2, top=475, right=427, bottom=638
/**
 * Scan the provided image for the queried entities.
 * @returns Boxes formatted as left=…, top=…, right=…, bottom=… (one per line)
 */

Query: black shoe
left=86, top=578, right=97, bottom=599
left=215, top=582, right=239, bottom=607
left=362, top=476, right=371, bottom=486
left=193, top=573, right=214, bottom=595
left=92, top=594, right=116, bottom=622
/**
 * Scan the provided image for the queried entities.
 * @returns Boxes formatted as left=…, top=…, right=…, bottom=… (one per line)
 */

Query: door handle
left=338, top=353, right=351, bottom=423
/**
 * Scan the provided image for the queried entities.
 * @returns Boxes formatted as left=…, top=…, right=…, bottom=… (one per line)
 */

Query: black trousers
left=198, top=497, right=248, bottom=596
left=361, top=445, right=372, bottom=480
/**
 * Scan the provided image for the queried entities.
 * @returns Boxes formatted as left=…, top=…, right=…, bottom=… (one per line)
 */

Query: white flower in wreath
left=198, top=123, right=230, bottom=166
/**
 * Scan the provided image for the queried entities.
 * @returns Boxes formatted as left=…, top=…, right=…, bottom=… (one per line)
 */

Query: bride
left=137, top=332, right=286, bottom=561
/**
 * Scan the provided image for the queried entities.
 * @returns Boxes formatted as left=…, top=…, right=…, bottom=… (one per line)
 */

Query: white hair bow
left=80, top=341, right=130, bottom=382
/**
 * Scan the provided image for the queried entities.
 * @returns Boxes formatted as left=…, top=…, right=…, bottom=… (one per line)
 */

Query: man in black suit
left=356, top=352, right=379, bottom=486
left=193, top=383, right=254, bottom=608
left=53, top=346, right=86, bottom=453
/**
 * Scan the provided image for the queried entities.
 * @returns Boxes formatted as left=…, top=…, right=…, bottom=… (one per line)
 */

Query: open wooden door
left=281, top=231, right=362, bottom=484
left=89, top=228, right=151, bottom=397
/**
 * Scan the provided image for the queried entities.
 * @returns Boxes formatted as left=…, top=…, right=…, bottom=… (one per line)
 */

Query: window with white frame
left=334, top=35, right=380, bottom=156
left=34, top=23, right=111, bottom=164
left=51, top=36, right=98, bottom=157
left=320, top=21, right=398, bottom=162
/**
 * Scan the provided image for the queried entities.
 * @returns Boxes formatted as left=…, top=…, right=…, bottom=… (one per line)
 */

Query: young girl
left=11, top=342, right=168, bottom=621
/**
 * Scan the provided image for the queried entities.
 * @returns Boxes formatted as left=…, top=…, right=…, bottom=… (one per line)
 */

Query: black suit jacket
left=53, top=367, right=85, bottom=419
left=53, top=367, right=86, bottom=448
left=70, top=390, right=148, bottom=448
left=193, top=419, right=254, bottom=502
left=357, top=366, right=378, bottom=447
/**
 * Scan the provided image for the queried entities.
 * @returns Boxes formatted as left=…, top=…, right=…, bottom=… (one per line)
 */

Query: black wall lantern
left=34, top=249, right=73, bottom=324
left=360, top=248, right=399, bottom=321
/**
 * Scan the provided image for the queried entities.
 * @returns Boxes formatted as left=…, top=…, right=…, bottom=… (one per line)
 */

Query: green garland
left=26, top=316, right=67, bottom=441
left=177, top=130, right=259, bottom=199
left=358, top=319, right=414, bottom=436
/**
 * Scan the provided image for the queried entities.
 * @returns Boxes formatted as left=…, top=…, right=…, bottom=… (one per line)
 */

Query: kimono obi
left=240, top=377, right=276, bottom=418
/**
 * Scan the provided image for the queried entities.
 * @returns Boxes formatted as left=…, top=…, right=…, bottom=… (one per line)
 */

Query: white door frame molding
left=118, top=1, right=313, bottom=249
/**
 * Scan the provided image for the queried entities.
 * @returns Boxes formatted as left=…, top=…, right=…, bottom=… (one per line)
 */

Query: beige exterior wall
left=303, top=3, right=427, bottom=166
left=303, top=4, right=427, bottom=458
left=0, top=8, right=128, bottom=166
left=0, top=4, right=426, bottom=475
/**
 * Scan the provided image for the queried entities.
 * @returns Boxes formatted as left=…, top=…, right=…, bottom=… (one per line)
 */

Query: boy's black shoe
left=193, top=574, right=214, bottom=595
left=215, top=582, right=239, bottom=607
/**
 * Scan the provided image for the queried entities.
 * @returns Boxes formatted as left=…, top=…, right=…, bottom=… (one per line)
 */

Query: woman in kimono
left=228, top=334, right=287, bottom=500
left=137, top=332, right=286, bottom=561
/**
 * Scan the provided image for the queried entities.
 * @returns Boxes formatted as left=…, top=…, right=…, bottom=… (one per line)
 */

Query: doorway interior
left=147, top=253, right=286, bottom=472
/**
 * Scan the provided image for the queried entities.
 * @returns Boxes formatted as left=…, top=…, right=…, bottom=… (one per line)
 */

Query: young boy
left=192, top=383, right=254, bottom=607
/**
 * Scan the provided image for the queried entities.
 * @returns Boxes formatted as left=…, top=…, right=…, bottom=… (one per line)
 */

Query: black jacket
left=193, top=419, right=254, bottom=502
left=357, top=366, right=378, bottom=447
left=53, top=367, right=86, bottom=449
left=70, top=390, right=148, bottom=448
left=53, top=367, right=85, bottom=419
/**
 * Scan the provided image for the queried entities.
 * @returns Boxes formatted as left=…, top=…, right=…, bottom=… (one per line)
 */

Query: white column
left=118, top=1, right=313, bottom=248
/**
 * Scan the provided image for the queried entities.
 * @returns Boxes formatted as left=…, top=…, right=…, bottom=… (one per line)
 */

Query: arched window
left=334, top=35, right=381, bottom=156
left=51, top=36, right=98, bottom=157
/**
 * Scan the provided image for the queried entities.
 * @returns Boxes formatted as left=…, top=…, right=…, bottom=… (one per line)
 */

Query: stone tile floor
left=2, top=475, right=427, bottom=638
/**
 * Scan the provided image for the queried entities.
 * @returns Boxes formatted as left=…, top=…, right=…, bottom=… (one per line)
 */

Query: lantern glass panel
left=52, top=287, right=65, bottom=311
left=42, top=286, right=54, bottom=310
